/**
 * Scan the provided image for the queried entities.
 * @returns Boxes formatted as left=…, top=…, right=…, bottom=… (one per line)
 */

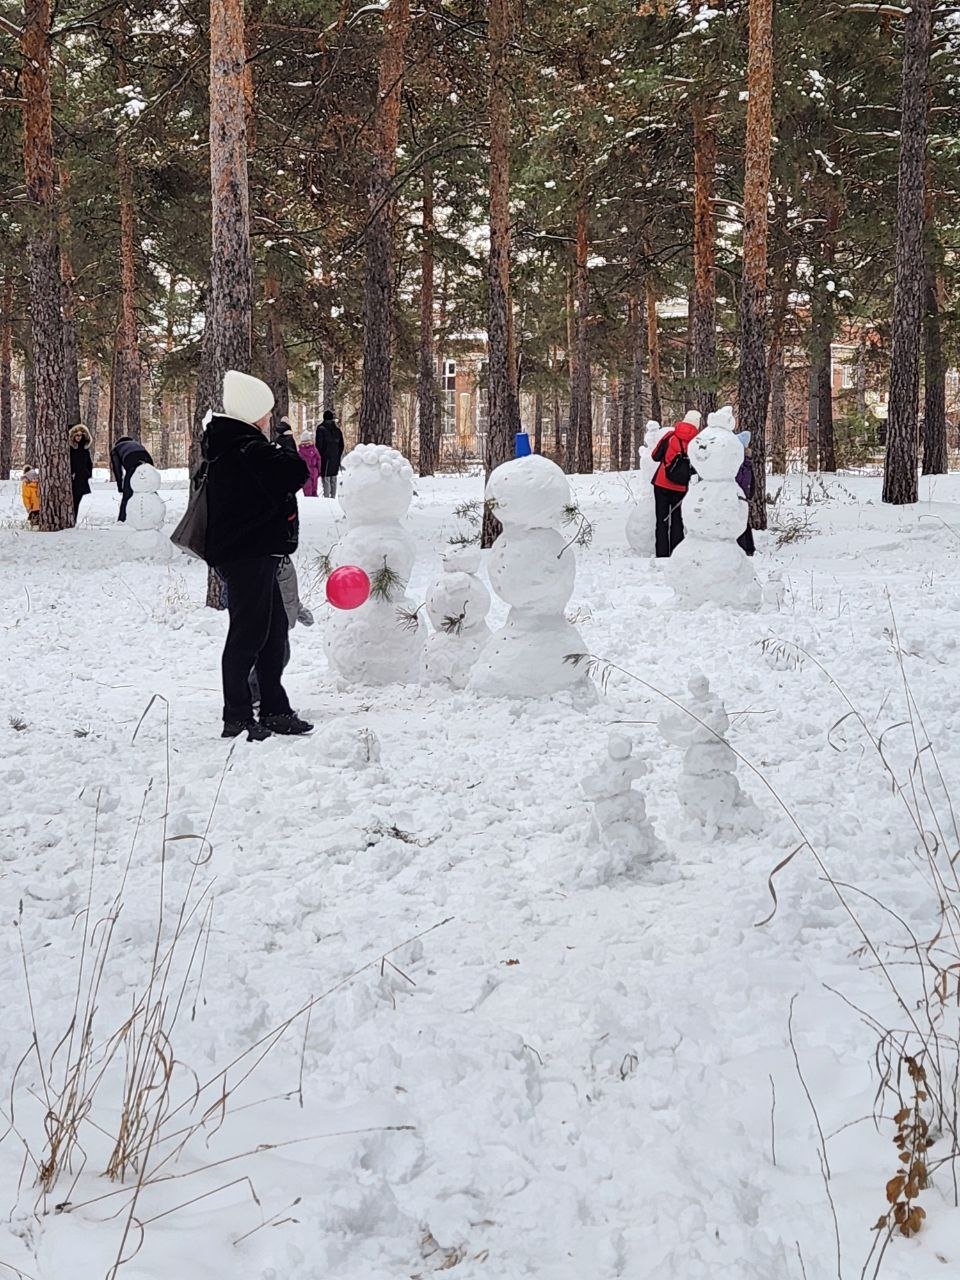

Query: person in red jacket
left=651, top=409, right=701, bottom=557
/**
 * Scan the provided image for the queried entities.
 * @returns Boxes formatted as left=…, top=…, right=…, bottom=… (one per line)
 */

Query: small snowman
left=324, top=444, right=426, bottom=685
left=626, top=419, right=671, bottom=556
left=659, top=674, right=759, bottom=837
left=669, top=405, right=761, bottom=609
left=579, top=732, right=664, bottom=883
left=422, top=545, right=492, bottom=689
left=125, top=464, right=169, bottom=556
left=469, top=454, right=587, bottom=698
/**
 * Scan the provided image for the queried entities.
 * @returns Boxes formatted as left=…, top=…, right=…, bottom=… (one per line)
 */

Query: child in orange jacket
left=21, top=466, right=40, bottom=526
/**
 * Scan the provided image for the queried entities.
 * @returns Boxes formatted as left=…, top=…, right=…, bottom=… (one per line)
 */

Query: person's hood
left=68, top=424, right=91, bottom=445
left=672, top=420, right=700, bottom=444
left=203, top=414, right=265, bottom=461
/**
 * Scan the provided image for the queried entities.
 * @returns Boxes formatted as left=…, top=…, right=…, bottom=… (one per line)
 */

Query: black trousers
left=117, top=451, right=151, bottom=522
left=654, top=486, right=685, bottom=558
left=219, top=556, right=293, bottom=723
left=737, top=525, right=755, bottom=556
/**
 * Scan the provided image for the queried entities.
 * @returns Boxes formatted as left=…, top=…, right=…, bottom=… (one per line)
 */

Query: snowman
left=469, top=454, right=587, bottom=697
left=422, top=545, right=492, bottom=689
left=125, top=464, right=170, bottom=557
left=626, top=419, right=671, bottom=556
left=579, top=732, right=664, bottom=883
left=324, top=444, right=426, bottom=685
left=670, top=405, right=761, bottom=610
left=659, top=673, right=760, bottom=837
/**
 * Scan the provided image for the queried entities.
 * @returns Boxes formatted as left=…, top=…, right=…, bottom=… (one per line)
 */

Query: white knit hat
left=223, top=371, right=275, bottom=425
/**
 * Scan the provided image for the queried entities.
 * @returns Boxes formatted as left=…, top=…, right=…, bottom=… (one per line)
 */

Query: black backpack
left=170, top=461, right=211, bottom=562
left=651, top=432, right=693, bottom=488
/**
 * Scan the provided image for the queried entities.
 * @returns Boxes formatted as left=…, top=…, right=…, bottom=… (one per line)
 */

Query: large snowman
left=324, top=444, right=426, bottom=684
left=626, top=419, right=671, bottom=556
left=422, top=545, right=491, bottom=689
left=670, top=406, right=761, bottom=610
left=125, top=464, right=170, bottom=558
left=470, top=454, right=587, bottom=697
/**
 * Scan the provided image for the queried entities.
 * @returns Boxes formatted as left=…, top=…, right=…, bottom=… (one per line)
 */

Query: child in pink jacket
left=298, top=434, right=321, bottom=497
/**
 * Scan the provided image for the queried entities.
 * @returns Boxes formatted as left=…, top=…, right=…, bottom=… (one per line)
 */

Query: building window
left=840, top=363, right=856, bottom=390
left=442, top=360, right=457, bottom=434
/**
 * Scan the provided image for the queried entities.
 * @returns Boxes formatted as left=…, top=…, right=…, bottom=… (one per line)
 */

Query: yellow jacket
left=21, top=477, right=40, bottom=513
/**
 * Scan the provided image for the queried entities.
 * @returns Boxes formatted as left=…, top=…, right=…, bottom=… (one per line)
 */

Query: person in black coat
left=68, top=424, right=93, bottom=519
left=203, top=370, right=312, bottom=741
left=110, top=435, right=153, bottom=522
left=314, top=410, right=345, bottom=498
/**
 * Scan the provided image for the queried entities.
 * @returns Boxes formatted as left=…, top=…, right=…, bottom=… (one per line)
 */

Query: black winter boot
left=259, top=712, right=314, bottom=736
left=222, top=720, right=273, bottom=742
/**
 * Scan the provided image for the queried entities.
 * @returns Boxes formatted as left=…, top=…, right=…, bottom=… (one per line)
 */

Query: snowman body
left=626, top=421, right=670, bottom=556
left=324, top=444, right=426, bottom=685
left=659, top=675, right=759, bottom=838
left=670, top=409, right=761, bottom=610
left=422, top=546, right=492, bottom=689
left=125, top=464, right=171, bottom=558
left=469, top=455, right=586, bottom=697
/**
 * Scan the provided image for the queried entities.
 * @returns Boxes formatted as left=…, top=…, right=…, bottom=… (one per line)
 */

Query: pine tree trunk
left=631, top=293, right=645, bottom=460
left=113, top=17, right=141, bottom=441
left=692, top=102, right=718, bottom=421
left=574, top=201, right=593, bottom=473
left=58, top=166, right=81, bottom=429
left=417, top=162, right=437, bottom=476
left=811, top=279, right=836, bottom=472
left=22, top=0, right=72, bottom=529
left=85, top=363, right=100, bottom=450
left=738, top=0, right=774, bottom=531
left=210, top=0, right=253, bottom=386
left=533, top=391, right=543, bottom=455
left=0, top=269, right=11, bottom=479
left=769, top=347, right=786, bottom=475
left=922, top=249, right=946, bottom=474
left=645, top=280, right=662, bottom=426
left=620, top=329, right=633, bottom=470
left=883, top=0, right=932, bottom=504
left=108, top=323, right=124, bottom=443
left=322, top=357, right=336, bottom=412
left=264, top=270, right=289, bottom=435
left=552, top=387, right=561, bottom=460
left=24, top=348, right=36, bottom=464
left=358, top=0, right=411, bottom=448
left=482, top=0, right=512, bottom=545
left=806, top=367, right=819, bottom=471
left=608, top=377, right=619, bottom=471
left=564, top=265, right=577, bottom=474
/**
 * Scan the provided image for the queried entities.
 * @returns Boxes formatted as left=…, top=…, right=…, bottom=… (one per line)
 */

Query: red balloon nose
left=326, top=565, right=371, bottom=610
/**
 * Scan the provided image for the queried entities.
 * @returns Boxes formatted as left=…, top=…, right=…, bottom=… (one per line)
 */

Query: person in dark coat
left=650, top=409, right=700, bottom=557
left=314, top=410, right=345, bottom=498
left=110, top=435, right=153, bottom=522
left=68, top=424, right=93, bottom=519
left=203, top=371, right=312, bottom=741
left=735, top=431, right=756, bottom=556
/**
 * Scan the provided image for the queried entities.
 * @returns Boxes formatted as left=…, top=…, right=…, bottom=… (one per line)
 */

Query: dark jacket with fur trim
left=69, top=426, right=93, bottom=500
left=202, top=415, right=309, bottom=565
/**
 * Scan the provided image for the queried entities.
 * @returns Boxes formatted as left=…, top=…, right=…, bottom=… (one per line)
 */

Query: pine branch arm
left=0, top=15, right=22, bottom=37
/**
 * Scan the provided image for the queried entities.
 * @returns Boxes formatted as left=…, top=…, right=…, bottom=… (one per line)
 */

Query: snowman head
left=339, top=444, right=414, bottom=522
left=485, top=454, right=571, bottom=530
left=643, top=420, right=664, bottom=449
left=689, top=417, right=743, bottom=482
left=131, top=464, right=161, bottom=494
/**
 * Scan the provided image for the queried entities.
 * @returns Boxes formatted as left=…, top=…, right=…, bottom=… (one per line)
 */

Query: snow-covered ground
left=2, top=466, right=960, bottom=1279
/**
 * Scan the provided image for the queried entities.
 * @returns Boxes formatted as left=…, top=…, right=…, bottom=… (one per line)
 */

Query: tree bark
left=210, top=0, right=254, bottom=387
left=482, top=0, right=512, bottom=544
left=0, top=269, right=11, bottom=479
left=552, top=386, right=561, bottom=460
left=191, top=291, right=217, bottom=473
left=883, top=0, right=932, bottom=504
left=264, top=269, right=289, bottom=436
left=922, top=248, right=946, bottom=474
left=322, top=357, right=336, bottom=412
left=22, top=0, right=72, bottom=529
left=607, top=377, right=619, bottom=471
left=574, top=201, right=593, bottom=473
left=737, top=0, right=774, bottom=531
left=811, top=277, right=836, bottom=472
left=806, top=367, right=818, bottom=472
left=620, top=317, right=634, bottom=471
left=645, top=280, right=662, bottom=427
left=58, top=165, right=81, bottom=429
left=112, top=14, right=142, bottom=441
left=533, top=391, right=543, bottom=455
left=24, top=344, right=36, bottom=464
left=417, top=162, right=437, bottom=476
left=565, top=264, right=577, bottom=474
left=631, top=293, right=645, bottom=460
left=692, top=104, right=718, bottom=421
left=358, top=0, right=411, bottom=448
left=85, top=362, right=101, bottom=452
left=769, top=346, right=786, bottom=476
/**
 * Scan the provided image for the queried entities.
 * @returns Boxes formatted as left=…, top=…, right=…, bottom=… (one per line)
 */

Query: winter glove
left=297, top=605, right=315, bottom=627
